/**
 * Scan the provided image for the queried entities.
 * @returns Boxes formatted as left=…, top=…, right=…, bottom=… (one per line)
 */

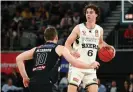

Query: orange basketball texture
left=98, top=47, right=114, bottom=62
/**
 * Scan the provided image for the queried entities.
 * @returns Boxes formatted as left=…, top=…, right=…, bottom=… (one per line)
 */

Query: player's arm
left=16, top=47, right=36, bottom=79
left=65, top=25, right=79, bottom=51
left=99, top=27, right=115, bottom=57
left=56, top=46, right=100, bottom=69
left=98, top=28, right=109, bottom=49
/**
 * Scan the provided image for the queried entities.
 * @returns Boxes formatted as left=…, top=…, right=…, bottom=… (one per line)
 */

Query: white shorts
left=68, top=69, right=98, bottom=88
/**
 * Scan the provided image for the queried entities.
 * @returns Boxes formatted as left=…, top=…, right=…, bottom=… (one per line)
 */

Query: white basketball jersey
left=70, top=23, right=101, bottom=73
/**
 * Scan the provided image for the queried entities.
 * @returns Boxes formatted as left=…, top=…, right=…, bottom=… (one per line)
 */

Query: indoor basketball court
left=1, top=0, right=133, bottom=92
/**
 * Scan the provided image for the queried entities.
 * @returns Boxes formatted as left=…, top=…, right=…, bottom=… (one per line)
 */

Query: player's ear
left=55, top=35, right=58, bottom=41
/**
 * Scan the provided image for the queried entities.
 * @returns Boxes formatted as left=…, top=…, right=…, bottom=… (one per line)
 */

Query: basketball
left=98, top=47, right=115, bottom=62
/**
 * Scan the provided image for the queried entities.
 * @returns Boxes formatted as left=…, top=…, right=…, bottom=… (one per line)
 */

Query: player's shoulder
left=96, top=24, right=103, bottom=29
left=56, top=45, right=64, bottom=52
left=74, top=23, right=85, bottom=30
left=72, top=24, right=81, bottom=33
left=56, top=45, right=64, bottom=49
left=96, top=24, right=103, bottom=31
left=77, top=23, right=85, bottom=26
left=79, top=22, right=84, bottom=25
left=75, top=23, right=84, bottom=27
left=55, top=45, right=65, bottom=56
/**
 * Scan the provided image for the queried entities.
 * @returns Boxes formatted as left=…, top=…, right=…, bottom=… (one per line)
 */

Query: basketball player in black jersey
left=16, top=27, right=100, bottom=92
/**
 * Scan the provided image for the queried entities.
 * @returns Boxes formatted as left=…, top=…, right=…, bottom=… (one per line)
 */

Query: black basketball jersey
left=30, top=42, right=60, bottom=84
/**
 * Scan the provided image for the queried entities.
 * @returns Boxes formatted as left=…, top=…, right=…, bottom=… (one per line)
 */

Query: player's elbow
left=65, top=41, right=69, bottom=46
left=16, top=56, right=19, bottom=63
left=65, top=41, right=72, bottom=48
left=16, top=55, right=21, bottom=63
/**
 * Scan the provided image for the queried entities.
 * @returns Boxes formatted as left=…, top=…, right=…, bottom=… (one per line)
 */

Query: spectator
left=1, top=72, right=8, bottom=88
left=58, top=4, right=65, bottom=19
left=9, top=28, right=19, bottom=50
left=129, top=83, right=133, bottom=92
left=50, top=1, right=60, bottom=16
left=98, top=78, right=106, bottom=92
left=8, top=68, right=23, bottom=87
left=72, top=12, right=80, bottom=26
left=1, top=27, right=10, bottom=50
left=123, top=74, right=133, bottom=92
left=29, top=2, right=35, bottom=15
left=36, top=26, right=46, bottom=46
left=38, top=6, right=49, bottom=21
left=60, top=13, right=72, bottom=29
left=59, top=74, right=68, bottom=92
left=63, top=2, right=71, bottom=12
left=48, top=1, right=60, bottom=26
left=126, top=73, right=133, bottom=86
left=21, top=7, right=32, bottom=19
left=12, top=11, right=23, bottom=27
left=52, top=82, right=59, bottom=92
left=110, top=80, right=118, bottom=92
left=11, top=11, right=23, bottom=37
left=122, top=81, right=129, bottom=92
left=20, top=31, right=37, bottom=50
left=57, top=31, right=68, bottom=45
left=20, top=18, right=37, bottom=49
left=128, top=74, right=133, bottom=92
left=28, top=18, right=38, bottom=33
left=2, top=78, right=23, bottom=92
left=129, top=74, right=133, bottom=84
left=127, top=25, right=133, bottom=31
left=123, top=81, right=129, bottom=92
left=1, top=6, right=10, bottom=27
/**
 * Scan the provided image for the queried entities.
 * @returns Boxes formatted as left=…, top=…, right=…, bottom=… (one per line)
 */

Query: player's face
left=85, top=8, right=97, bottom=22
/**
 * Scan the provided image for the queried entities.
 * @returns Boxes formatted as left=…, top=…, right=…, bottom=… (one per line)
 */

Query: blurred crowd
left=1, top=69, right=133, bottom=92
left=1, top=1, right=120, bottom=51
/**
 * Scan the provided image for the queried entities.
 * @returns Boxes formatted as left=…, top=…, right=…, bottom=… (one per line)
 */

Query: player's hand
left=90, top=61, right=100, bottom=69
left=104, top=45, right=116, bottom=58
left=23, top=77, right=30, bottom=87
left=110, top=46, right=116, bottom=58
left=71, top=51, right=80, bottom=58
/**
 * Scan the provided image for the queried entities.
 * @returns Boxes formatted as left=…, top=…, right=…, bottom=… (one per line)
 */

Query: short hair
left=44, top=27, right=58, bottom=41
left=84, top=4, right=100, bottom=21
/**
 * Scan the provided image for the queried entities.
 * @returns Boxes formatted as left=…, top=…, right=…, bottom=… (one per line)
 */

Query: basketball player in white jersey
left=65, top=4, right=115, bottom=92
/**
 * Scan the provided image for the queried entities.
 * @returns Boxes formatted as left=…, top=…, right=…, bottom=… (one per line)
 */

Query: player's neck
left=46, top=40, right=57, bottom=44
left=85, top=21, right=96, bottom=29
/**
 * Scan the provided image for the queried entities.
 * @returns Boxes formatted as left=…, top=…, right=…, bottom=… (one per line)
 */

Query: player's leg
left=67, top=70, right=84, bottom=92
left=82, top=73, right=98, bottom=92
left=86, top=84, right=98, bottom=92
left=67, top=84, right=78, bottom=92
left=29, top=82, right=53, bottom=92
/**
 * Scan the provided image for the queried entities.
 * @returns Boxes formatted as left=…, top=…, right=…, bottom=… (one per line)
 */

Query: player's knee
left=68, top=84, right=78, bottom=92
left=86, top=83, right=98, bottom=92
